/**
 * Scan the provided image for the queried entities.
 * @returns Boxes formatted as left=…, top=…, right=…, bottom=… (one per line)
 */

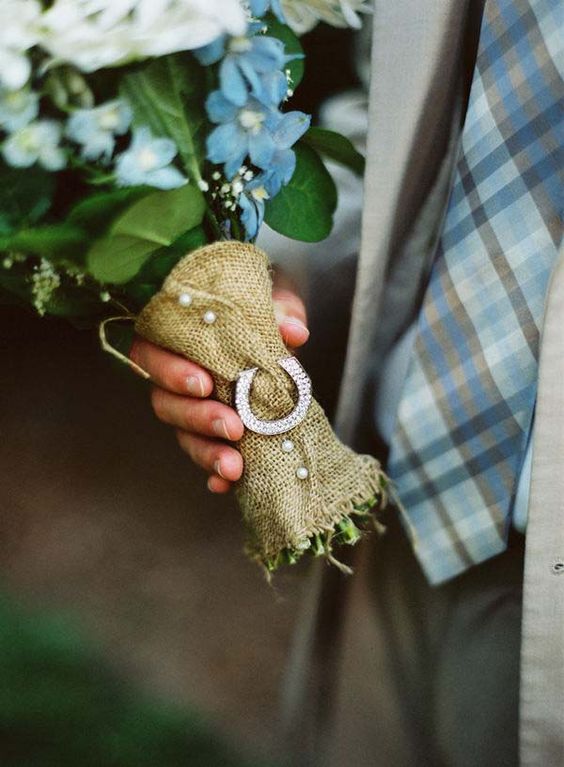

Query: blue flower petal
left=247, top=37, right=286, bottom=72
left=145, top=166, right=187, bottom=190
left=254, top=70, right=288, bottom=107
left=220, top=56, right=249, bottom=107
left=249, top=128, right=275, bottom=169
left=206, top=122, right=246, bottom=164
left=238, top=57, right=263, bottom=100
left=206, top=90, right=239, bottom=124
left=268, top=149, right=296, bottom=192
left=270, top=0, right=286, bottom=22
left=248, top=0, right=269, bottom=17
left=272, top=111, right=310, bottom=149
left=207, top=122, right=248, bottom=178
left=239, top=193, right=265, bottom=240
left=224, top=148, right=247, bottom=180
left=149, top=137, right=177, bottom=165
left=194, top=37, right=226, bottom=65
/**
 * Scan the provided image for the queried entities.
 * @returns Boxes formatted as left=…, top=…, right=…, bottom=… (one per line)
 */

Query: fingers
left=130, top=336, right=214, bottom=397
left=151, top=387, right=244, bottom=441
left=176, top=431, right=243, bottom=483
left=207, top=474, right=232, bottom=494
left=272, top=287, right=309, bottom=349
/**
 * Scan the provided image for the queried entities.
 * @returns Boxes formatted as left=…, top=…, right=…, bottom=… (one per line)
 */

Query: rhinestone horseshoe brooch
left=234, top=356, right=312, bottom=436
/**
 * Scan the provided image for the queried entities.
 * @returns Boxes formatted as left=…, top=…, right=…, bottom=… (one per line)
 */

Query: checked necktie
left=387, top=0, right=562, bottom=584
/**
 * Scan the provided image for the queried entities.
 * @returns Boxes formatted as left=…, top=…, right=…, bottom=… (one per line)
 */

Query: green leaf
left=67, top=187, right=151, bottom=234
left=86, top=235, right=158, bottom=284
left=121, top=224, right=208, bottom=309
left=136, top=225, right=207, bottom=283
left=301, top=127, right=365, bottom=176
left=86, top=185, right=206, bottom=284
left=264, top=143, right=337, bottom=242
left=111, top=184, right=205, bottom=244
left=0, top=225, right=88, bottom=263
left=265, top=17, right=305, bottom=89
left=0, top=164, right=55, bottom=234
left=121, top=54, right=208, bottom=182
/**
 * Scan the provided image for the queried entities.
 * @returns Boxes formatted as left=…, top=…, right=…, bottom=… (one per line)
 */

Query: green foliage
left=265, top=17, right=305, bottom=88
left=123, top=225, right=207, bottom=310
left=86, top=235, right=163, bottom=285
left=86, top=184, right=205, bottom=283
left=0, top=595, right=270, bottom=767
left=301, top=127, right=365, bottom=176
left=264, top=143, right=337, bottom=242
left=0, top=225, right=88, bottom=263
left=67, top=187, right=151, bottom=234
left=121, top=53, right=208, bottom=183
left=0, top=165, right=55, bottom=235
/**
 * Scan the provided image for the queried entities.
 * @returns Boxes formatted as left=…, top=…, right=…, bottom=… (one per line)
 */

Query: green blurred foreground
left=0, top=594, right=270, bottom=767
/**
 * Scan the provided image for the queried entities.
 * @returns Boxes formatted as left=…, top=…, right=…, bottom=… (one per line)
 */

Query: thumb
left=273, top=288, right=310, bottom=349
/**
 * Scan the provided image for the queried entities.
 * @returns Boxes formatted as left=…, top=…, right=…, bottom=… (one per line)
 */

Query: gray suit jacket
left=284, top=2, right=564, bottom=764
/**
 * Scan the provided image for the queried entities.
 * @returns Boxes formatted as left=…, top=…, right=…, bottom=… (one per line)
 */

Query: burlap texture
left=135, top=242, right=386, bottom=566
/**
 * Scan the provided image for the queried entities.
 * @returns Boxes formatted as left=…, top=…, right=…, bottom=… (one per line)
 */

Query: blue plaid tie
left=387, top=0, right=562, bottom=584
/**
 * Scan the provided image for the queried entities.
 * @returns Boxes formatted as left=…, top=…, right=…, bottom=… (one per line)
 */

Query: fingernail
left=207, top=476, right=218, bottom=492
left=214, top=459, right=226, bottom=479
left=283, top=317, right=309, bottom=336
left=212, top=418, right=232, bottom=440
left=186, top=375, right=205, bottom=397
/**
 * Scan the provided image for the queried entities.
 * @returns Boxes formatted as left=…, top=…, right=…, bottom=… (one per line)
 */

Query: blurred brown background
left=0, top=305, right=309, bottom=763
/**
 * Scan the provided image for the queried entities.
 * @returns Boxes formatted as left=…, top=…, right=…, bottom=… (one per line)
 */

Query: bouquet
left=0, top=0, right=388, bottom=576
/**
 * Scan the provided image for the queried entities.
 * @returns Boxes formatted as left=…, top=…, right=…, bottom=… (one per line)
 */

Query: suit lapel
left=335, top=0, right=469, bottom=440
left=520, top=248, right=564, bottom=766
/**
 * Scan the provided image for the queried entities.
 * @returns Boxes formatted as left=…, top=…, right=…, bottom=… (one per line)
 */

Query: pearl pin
left=281, top=439, right=294, bottom=453
left=296, top=466, right=309, bottom=480
left=203, top=310, right=217, bottom=324
left=178, top=292, right=192, bottom=307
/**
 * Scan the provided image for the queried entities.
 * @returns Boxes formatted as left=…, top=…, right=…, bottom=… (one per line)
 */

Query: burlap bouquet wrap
left=135, top=241, right=386, bottom=571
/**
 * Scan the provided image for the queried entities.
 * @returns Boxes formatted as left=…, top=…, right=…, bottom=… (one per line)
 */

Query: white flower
left=281, top=0, right=371, bottom=34
left=66, top=99, right=132, bottom=161
left=31, top=258, right=61, bottom=316
left=115, top=126, right=187, bottom=189
left=2, top=120, right=66, bottom=171
left=39, top=0, right=247, bottom=73
left=0, top=0, right=42, bottom=89
left=0, top=87, right=39, bottom=132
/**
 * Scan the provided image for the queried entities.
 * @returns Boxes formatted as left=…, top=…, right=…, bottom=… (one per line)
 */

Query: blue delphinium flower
left=259, top=110, right=311, bottom=193
left=196, top=33, right=290, bottom=107
left=66, top=99, right=132, bottom=162
left=206, top=92, right=278, bottom=179
left=238, top=174, right=272, bottom=240
left=115, top=127, right=187, bottom=190
left=206, top=90, right=310, bottom=181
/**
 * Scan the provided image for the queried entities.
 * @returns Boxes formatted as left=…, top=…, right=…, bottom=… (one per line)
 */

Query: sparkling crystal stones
left=234, top=356, right=312, bottom=436
left=296, top=466, right=309, bottom=480
left=203, top=310, right=217, bottom=324
left=178, top=292, right=192, bottom=307
left=281, top=439, right=294, bottom=453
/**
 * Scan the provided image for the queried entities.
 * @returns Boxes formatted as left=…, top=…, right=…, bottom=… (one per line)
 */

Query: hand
left=129, top=284, right=309, bottom=494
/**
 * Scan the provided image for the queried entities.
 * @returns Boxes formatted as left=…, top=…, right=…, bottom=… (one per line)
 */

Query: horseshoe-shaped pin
left=234, top=356, right=312, bottom=436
